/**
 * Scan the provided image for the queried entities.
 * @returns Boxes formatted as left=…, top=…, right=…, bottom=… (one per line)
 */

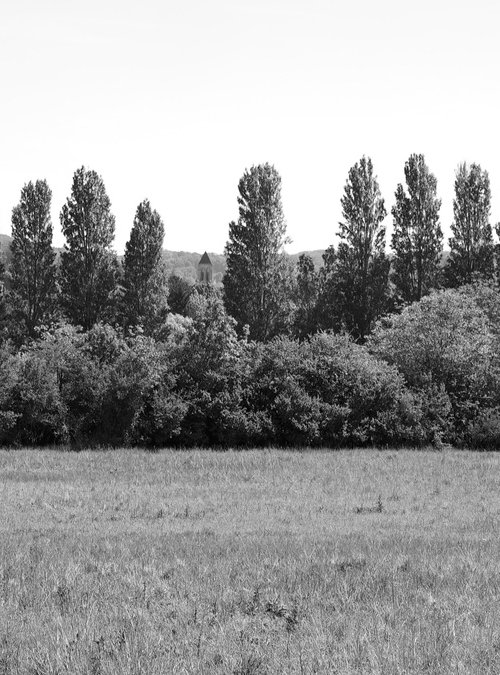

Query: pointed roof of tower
left=199, top=251, right=212, bottom=265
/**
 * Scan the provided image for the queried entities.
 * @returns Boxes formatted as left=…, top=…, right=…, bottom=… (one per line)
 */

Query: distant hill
left=162, top=249, right=327, bottom=283
left=3, top=238, right=451, bottom=284
left=162, top=250, right=226, bottom=283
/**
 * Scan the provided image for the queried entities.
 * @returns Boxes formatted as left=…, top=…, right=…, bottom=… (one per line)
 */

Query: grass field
left=1, top=448, right=500, bottom=674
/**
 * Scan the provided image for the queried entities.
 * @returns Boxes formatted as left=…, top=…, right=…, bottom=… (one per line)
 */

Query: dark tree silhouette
left=391, top=154, right=443, bottom=302
left=10, top=179, right=57, bottom=336
left=319, top=157, right=390, bottom=341
left=122, top=199, right=168, bottom=330
left=224, top=163, right=292, bottom=340
left=445, top=163, right=494, bottom=287
left=60, top=167, right=118, bottom=330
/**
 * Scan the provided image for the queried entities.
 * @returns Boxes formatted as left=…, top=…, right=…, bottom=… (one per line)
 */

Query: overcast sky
left=1, top=0, right=499, bottom=254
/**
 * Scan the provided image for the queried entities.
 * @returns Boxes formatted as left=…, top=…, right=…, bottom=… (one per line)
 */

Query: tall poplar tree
left=0, top=245, right=5, bottom=293
left=391, top=154, right=443, bottom=302
left=445, top=163, right=494, bottom=287
left=223, top=163, right=292, bottom=340
left=10, top=179, right=57, bottom=336
left=122, top=199, right=168, bottom=330
left=60, top=167, right=118, bottom=330
left=322, top=156, right=389, bottom=341
left=0, top=246, right=6, bottom=330
left=292, top=254, right=319, bottom=339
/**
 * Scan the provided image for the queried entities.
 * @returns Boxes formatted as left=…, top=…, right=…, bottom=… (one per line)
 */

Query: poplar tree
left=60, top=167, right=118, bottom=330
left=445, top=163, right=494, bottom=287
left=0, top=246, right=5, bottom=292
left=10, top=179, right=57, bottom=335
left=324, top=156, right=390, bottom=341
left=391, top=154, right=443, bottom=302
left=122, top=199, right=168, bottom=330
left=0, top=247, right=6, bottom=332
left=292, top=254, right=319, bottom=339
left=223, top=163, right=291, bottom=340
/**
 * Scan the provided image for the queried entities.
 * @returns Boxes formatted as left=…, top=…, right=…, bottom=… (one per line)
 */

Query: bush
left=244, top=333, right=425, bottom=447
left=368, top=289, right=497, bottom=443
left=466, top=408, right=500, bottom=449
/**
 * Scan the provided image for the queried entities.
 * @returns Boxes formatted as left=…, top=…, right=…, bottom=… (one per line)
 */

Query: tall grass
left=1, top=449, right=499, bottom=673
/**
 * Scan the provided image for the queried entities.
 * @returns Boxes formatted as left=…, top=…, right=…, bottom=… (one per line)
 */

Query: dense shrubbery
left=1, top=285, right=500, bottom=449
left=369, top=285, right=500, bottom=446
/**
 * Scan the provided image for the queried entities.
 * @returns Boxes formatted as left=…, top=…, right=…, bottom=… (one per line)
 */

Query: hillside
left=0, top=234, right=327, bottom=282
left=162, top=249, right=326, bottom=283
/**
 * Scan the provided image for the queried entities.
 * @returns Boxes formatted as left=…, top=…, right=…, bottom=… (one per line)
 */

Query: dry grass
left=1, top=448, right=500, bottom=674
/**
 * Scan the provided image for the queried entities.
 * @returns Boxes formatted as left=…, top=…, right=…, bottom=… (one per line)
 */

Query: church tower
left=198, top=251, right=213, bottom=284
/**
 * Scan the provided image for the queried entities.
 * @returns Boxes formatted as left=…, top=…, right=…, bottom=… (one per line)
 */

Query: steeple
left=198, top=251, right=213, bottom=284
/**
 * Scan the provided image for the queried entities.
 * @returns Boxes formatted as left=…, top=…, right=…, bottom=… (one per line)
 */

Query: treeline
left=1, top=284, right=500, bottom=448
left=223, top=157, right=497, bottom=342
left=1, top=158, right=500, bottom=448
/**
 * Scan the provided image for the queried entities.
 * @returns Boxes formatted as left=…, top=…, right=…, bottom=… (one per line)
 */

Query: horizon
left=1, top=0, right=500, bottom=254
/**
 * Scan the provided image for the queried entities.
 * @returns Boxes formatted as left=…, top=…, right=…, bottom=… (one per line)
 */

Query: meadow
left=1, top=448, right=500, bottom=674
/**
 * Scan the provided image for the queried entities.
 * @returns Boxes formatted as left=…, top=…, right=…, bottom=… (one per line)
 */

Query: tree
left=292, top=254, right=319, bottom=339
left=167, top=274, right=193, bottom=315
left=9, top=179, right=57, bottom=336
left=122, top=199, right=168, bottom=330
left=0, top=246, right=7, bottom=342
left=320, top=156, right=390, bottom=341
left=60, top=167, right=118, bottom=330
left=369, top=289, right=497, bottom=442
left=391, top=154, right=443, bottom=302
left=445, top=162, right=494, bottom=287
left=223, top=163, right=292, bottom=341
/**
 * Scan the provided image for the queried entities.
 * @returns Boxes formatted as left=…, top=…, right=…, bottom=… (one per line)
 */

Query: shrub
left=368, top=289, right=497, bottom=442
left=244, top=333, right=425, bottom=447
left=466, top=408, right=500, bottom=449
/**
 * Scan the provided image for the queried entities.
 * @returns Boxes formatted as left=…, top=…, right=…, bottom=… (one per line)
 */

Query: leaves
left=122, top=199, right=168, bottom=331
left=319, top=157, right=390, bottom=341
left=445, top=163, right=494, bottom=287
left=60, top=167, right=118, bottom=330
left=391, top=154, right=443, bottom=302
left=9, top=179, right=57, bottom=336
left=224, top=164, right=292, bottom=341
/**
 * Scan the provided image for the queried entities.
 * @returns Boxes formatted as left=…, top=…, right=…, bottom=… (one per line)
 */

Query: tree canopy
left=391, top=154, right=443, bottom=302
left=9, top=179, right=57, bottom=337
left=223, top=163, right=292, bottom=341
left=60, top=167, right=118, bottom=330
left=122, top=199, right=168, bottom=331
left=445, top=163, right=494, bottom=287
left=319, top=156, right=390, bottom=341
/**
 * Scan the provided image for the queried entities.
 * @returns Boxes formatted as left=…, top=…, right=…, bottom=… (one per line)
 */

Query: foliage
left=9, top=179, right=57, bottom=337
left=0, top=247, right=8, bottom=343
left=60, top=167, right=118, bottom=329
left=122, top=200, right=168, bottom=331
left=0, top=346, right=19, bottom=441
left=243, top=333, right=424, bottom=447
left=176, top=291, right=250, bottom=445
left=319, top=157, right=390, bottom=341
left=466, top=407, right=500, bottom=449
left=369, top=289, right=498, bottom=441
left=167, top=274, right=193, bottom=315
left=445, top=163, right=494, bottom=287
left=292, top=254, right=319, bottom=339
left=224, top=163, right=293, bottom=341
left=391, top=154, right=443, bottom=302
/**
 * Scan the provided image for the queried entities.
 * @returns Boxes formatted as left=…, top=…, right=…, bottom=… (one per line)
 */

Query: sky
left=1, top=0, right=499, bottom=254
